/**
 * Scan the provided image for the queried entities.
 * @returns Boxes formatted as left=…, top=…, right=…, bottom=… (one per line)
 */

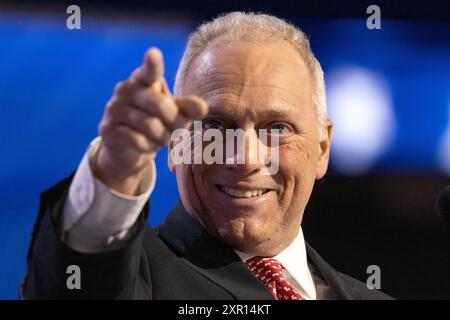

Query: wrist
left=92, top=146, right=153, bottom=196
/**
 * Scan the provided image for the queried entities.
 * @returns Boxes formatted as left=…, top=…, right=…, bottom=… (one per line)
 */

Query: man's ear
left=316, top=119, right=333, bottom=180
left=167, top=140, right=176, bottom=173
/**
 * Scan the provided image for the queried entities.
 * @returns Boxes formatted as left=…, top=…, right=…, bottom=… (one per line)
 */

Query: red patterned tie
left=245, top=256, right=304, bottom=300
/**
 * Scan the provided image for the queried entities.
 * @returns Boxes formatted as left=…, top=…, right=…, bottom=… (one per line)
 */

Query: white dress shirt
left=62, top=138, right=335, bottom=299
left=234, top=229, right=317, bottom=299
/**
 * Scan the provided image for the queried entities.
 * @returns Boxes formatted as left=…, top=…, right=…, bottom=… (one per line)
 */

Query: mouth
left=218, top=186, right=270, bottom=199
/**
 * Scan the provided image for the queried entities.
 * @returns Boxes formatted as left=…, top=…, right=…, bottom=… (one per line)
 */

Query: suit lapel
left=305, top=242, right=361, bottom=300
left=158, top=202, right=274, bottom=300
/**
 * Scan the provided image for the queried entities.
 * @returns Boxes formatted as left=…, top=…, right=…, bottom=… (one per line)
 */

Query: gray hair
left=174, top=11, right=327, bottom=134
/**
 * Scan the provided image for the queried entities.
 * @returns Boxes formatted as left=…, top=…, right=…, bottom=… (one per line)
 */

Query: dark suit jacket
left=21, top=175, right=393, bottom=300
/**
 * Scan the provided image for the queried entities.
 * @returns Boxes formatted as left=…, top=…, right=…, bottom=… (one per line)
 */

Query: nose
left=224, top=130, right=269, bottom=176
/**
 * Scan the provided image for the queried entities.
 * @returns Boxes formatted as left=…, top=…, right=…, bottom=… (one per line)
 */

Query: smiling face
left=169, top=39, right=332, bottom=256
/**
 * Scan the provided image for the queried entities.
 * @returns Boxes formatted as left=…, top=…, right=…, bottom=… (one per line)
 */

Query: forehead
left=184, top=40, right=313, bottom=115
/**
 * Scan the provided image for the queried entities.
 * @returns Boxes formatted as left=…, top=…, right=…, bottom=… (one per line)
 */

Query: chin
left=213, top=218, right=270, bottom=252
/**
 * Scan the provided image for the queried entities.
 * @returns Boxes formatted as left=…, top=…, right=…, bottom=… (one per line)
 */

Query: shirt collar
left=234, top=227, right=316, bottom=300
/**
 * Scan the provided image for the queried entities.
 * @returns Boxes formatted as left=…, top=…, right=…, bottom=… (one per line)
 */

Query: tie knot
left=245, top=256, right=304, bottom=300
left=245, top=256, right=284, bottom=285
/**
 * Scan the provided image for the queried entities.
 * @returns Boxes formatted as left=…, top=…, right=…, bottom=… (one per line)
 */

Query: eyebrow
left=205, top=108, right=237, bottom=119
left=206, top=106, right=300, bottom=120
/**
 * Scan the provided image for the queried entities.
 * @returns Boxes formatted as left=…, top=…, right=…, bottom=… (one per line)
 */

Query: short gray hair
left=174, top=11, right=327, bottom=133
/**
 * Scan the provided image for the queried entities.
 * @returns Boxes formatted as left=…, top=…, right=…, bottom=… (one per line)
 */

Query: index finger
left=132, top=47, right=165, bottom=87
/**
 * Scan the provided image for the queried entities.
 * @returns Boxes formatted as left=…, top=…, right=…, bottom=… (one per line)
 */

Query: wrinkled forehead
left=184, top=39, right=314, bottom=106
left=193, top=40, right=308, bottom=76
left=181, top=41, right=313, bottom=114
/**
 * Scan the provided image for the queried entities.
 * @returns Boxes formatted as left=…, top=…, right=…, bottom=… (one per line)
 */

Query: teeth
left=221, top=187, right=267, bottom=198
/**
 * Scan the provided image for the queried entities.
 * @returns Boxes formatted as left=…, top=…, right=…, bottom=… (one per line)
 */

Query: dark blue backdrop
left=0, top=9, right=449, bottom=298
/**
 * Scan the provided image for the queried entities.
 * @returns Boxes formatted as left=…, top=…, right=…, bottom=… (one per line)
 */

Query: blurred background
left=0, top=0, right=449, bottom=299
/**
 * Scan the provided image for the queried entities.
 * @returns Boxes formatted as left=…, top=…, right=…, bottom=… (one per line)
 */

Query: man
left=22, top=12, right=392, bottom=299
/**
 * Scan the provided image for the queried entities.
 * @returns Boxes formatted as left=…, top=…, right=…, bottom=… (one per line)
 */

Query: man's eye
left=202, top=119, right=224, bottom=130
left=270, top=123, right=291, bottom=134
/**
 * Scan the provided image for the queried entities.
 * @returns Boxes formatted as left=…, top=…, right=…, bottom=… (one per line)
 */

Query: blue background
left=0, top=9, right=449, bottom=298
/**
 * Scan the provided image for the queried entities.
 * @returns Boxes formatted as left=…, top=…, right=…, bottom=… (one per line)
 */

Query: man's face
left=169, top=40, right=332, bottom=256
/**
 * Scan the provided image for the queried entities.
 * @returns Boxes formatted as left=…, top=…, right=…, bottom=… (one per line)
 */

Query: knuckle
left=153, top=94, right=174, bottom=117
left=99, top=119, right=114, bottom=138
left=154, top=134, right=170, bottom=146
left=98, top=122, right=105, bottom=137
left=98, top=119, right=109, bottom=135
left=105, top=98, right=119, bottom=113
left=130, top=67, right=140, bottom=80
left=130, top=134, right=149, bottom=152
left=159, top=94, right=173, bottom=108
left=105, top=98, right=114, bottom=110
left=114, top=81, right=129, bottom=97
left=117, top=127, right=135, bottom=147
left=107, top=103, right=122, bottom=119
left=114, top=81, right=124, bottom=92
left=147, top=120, right=168, bottom=145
